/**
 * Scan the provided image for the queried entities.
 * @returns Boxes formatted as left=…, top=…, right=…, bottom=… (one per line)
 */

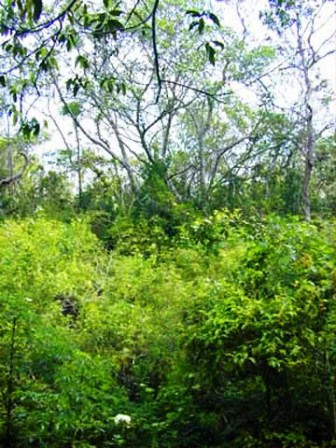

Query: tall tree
left=263, top=0, right=336, bottom=220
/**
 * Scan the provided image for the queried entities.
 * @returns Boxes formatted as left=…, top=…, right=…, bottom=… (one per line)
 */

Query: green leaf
left=32, top=119, right=40, bottom=137
left=208, top=12, right=220, bottom=27
left=212, top=40, right=224, bottom=49
left=20, top=118, right=40, bottom=138
left=66, top=34, right=76, bottom=51
left=0, top=75, right=6, bottom=87
left=116, top=82, right=126, bottom=95
left=8, top=105, right=19, bottom=126
left=205, top=43, right=216, bottom=65
left=198, top=18, right=205, bottom=34
left=10, top=85, right=18, bottom=103
left=75, top=55, right=90, bottom=70
left=189, top=21, right=199, bottom=31
left=73, top=83, right=80, bottom=97
left=186, top=10, right=201, bottom=18
left=100, top=76, right=116, bottom=93
left=32, top=0, right=43, bottom=21
left=106, top=19, right=124, bottom=31
left=61, top=101, right=81, bottom=117
left=17, top=0, right=24, bottom=14
left=109, top=9, right=123, bottom=16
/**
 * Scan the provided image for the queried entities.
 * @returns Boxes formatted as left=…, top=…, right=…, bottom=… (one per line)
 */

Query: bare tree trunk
left=74, top=124, right=83, bottom=208
left=108, top=117, right=139, bottom=195
left=302, top=104, right=314, bottom=221
left=296, top=13, right=314, bottom=221
left=196, top=98, right=213, bottom=209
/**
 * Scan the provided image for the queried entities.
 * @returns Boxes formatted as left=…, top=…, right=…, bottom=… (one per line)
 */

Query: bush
left=0, top=215, right=335, bottom=446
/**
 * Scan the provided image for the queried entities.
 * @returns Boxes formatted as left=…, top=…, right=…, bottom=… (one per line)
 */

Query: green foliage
left=0, top=218, right=99, bottom=307
left=0, top=165, right=75, bottom=219
left=183, top=216, right=336, bottom=446
left=0, top=214, right=335, bottom=446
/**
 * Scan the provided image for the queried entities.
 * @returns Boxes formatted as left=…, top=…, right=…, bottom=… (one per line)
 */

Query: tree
left=262, top=0, right=336, bottom=220
left=0, top=0, right=222, bottom=136
left=46, top=0, right=280, bottom=216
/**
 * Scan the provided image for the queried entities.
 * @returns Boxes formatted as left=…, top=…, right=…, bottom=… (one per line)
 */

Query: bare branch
left=0, top=152, right=29, bottom=187
left=208, top=135, right=253, bottom=192
left=161, top=79, right=231, bottom=103
left=152, top=0, right=161, bottom=102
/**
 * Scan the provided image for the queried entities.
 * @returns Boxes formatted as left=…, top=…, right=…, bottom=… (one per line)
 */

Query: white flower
left=113, top=414, right=131, bottom=426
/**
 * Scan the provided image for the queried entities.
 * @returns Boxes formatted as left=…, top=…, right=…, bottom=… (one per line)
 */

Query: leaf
left=73, top=83, right=80, bottom=97
left=17, top=0, right=24, bottom=14
left=10, top=85, right=18, bottom=103
left=205, top=43, right=216, bottom=65
left=208, top=12, right=221, bottom=27
left=0, top=75, right=6, bottom=87
left=75, top=55, right=90, bottom=70
left=212, top=40, right=224, bottom=49
left=107, top=19, right=124, bottom=31
left=32, top=120, right=40, bottom=137
left=9, top=105, right=19, bottom=126
left=198, top=18, right=205, bottom=34
left=109, top=9, right=123, bottom=17
left=189, top=21, right=199, bottom=31
left=100, top=76, right=116, bottom=93
left=66, top=34, right=76, bottom=51
left=32, top=0, right=43, bottom=21
left=61, top=101, right=81, bottom=117
left=186, top=9, right=201, bottom=18
left=20, top=118, right=40, bottom=138
left=116, top=82, right=126, bottom=95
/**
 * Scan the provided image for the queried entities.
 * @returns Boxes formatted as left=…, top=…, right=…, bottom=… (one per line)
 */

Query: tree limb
left=0, top=152, right=29, bottom=187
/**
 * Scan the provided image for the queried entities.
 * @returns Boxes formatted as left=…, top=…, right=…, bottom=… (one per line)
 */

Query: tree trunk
left=74, top=124, right=83, bottom=208
left=302, top=105, right=314, bottom=221
left=296, top=13, right=314, bottom=221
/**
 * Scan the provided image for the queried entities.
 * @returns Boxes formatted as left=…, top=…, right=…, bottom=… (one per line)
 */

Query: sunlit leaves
left=61, top=100, right=81, bottom=117
left=186, top=10, right=221, bottom=31
left=99, top=76, right=126, bottom=95
left=75, top=54, right=90, bottom=70
left=84, top=9, right=125, bottom=39
left=58, top=28, right=79, bottom=52
left=21, top=118, right=40, bottom=138
left=185, top=9, right=224, bottom=66
left=4, top=0, right=44, bottom=23
left=66, top=75, right=90, bottom=97
left=0, top=213, right=335, bottom=446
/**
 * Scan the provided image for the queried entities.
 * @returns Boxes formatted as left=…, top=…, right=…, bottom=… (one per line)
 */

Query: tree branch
left=0, top=152, right=29, bottom=187
left=152, top=0, right=161, bottom=102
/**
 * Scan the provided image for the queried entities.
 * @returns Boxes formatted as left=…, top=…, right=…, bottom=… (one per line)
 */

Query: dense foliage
left=0, top=215, right=335, bottom=447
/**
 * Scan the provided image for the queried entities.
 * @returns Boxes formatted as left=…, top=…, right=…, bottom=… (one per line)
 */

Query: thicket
left=0, top=213, right=335, bottom=447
